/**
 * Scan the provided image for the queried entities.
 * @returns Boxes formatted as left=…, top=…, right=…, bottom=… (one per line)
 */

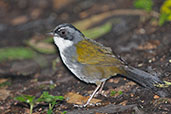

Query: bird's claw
left=74, top=102, right=101, bottom=108
left=74, top=104, right=87, bottom=108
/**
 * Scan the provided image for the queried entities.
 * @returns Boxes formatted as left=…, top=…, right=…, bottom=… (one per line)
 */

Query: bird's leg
left=95, top=81, right=105, bottom=96
left=74, top=82, right=103, bottom=107
left=82, top=83, right=102, bottom=107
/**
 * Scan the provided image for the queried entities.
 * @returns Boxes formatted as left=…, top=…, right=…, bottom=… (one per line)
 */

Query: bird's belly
left=60, top=54, right=103, bottom=84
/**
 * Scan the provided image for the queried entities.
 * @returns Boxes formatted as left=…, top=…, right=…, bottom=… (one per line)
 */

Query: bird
left=50, top=23, right=166, bottom=107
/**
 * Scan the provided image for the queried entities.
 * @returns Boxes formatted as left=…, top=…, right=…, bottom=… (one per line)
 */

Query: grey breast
left=60, top=46, right=100, bottom=84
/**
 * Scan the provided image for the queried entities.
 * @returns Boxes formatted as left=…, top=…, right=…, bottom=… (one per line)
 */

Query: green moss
left=0, top=47, right=36, bottom=62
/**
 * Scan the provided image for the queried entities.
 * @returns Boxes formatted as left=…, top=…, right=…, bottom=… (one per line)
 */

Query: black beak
left=47, top=31, right=53, bottom=36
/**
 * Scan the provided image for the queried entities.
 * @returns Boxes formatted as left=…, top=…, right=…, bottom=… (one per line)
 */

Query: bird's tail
left=123, top=66, right=167, bottom=90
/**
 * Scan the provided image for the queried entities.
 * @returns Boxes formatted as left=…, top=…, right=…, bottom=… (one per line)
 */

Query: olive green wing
left=75, top=39, right=123, bottom=66
left=75, top=39, right=127, bottom=77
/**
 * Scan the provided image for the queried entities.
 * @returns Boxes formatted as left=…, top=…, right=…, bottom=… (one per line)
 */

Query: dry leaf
left=11, top=15, right=28, bottom=25
left=153, top=95, right=160, bottom=99
left=114, top=81, right=136, bottom=92
left=0, top=78, right=8, bottom=83
left=0, top=1, right=8, bottom=9
left=130, top=93, right=134, bottom=97
left=74, top=9, right=149, bottom=31
left=30, top=9, right=41, bottom=19
left=119, top=100, right=128, bottom=106
left=27, top=35, right=56, bottom=54
left=64, top=92, right=101, bottom=105
left=137, top=40, right=160, bottom=50
left=0, top=87, right=10, bottom=100
left=53, top=0, right=73, bottom=9
left=95, top=113, right=105, bottom=114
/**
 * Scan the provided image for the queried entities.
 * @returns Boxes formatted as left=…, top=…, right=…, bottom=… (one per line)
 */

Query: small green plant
left=118, top=90, right=123, bottom=95
left=133, top=0, right=171, bottom=26
left=110, top=90, right=123, bottom=97
left=110, top=90, right=117, bottom=96
left=37, top=91, right=64, bottom=114
left=14, top=95, right=36, bottom=114
left=159, top=0, right=171, bottom=26
left=15, top=91, right=64, bottom=114
left=61, top=111, right=67, bottom=114
left=133, top=0, right=153, bottom=11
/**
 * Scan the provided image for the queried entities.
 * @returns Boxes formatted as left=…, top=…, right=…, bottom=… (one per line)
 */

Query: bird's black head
left=52, top=23, right=84, bottom=41
left=52, top=23, right=85, bottom=50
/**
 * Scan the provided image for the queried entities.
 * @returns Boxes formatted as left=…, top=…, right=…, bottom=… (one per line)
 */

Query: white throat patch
left=53, top=36, right=73, bottom=52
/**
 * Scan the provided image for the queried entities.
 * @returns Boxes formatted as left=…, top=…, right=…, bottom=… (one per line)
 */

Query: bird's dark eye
left=59, top=29, right=66, bottom=37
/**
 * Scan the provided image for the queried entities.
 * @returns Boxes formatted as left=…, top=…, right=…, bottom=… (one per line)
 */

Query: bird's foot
left=74, top=104, right=87, bottom=108
left=95, top=90, right=107, bottom=97
left=74, top=103, right=90, bottom=108
left=74, top=102, right=101, bottom=108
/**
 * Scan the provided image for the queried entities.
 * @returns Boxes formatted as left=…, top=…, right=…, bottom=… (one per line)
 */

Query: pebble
left=169, top=59, right=171, bottom=63
left=138, top=63, right=143, bottom=67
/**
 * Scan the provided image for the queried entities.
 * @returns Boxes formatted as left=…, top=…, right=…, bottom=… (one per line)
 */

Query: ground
left=0, top=0, right=171, bottom=114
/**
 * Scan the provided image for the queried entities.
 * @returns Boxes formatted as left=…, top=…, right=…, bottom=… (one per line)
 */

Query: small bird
left=51, top=23, right=165, bottom=107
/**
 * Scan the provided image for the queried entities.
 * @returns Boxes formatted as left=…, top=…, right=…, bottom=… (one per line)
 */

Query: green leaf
left=26, top=40, right=56, bottom=54
left=133, top=0, right=153, bottom=11
left=61, top=111, right=67, bottom=114
left=14, top=95, right=36, bottom=114
left=82, top=22, right=112, bottom=39
left=37, top=91, right=64, bottom=103
left=14, top=95, right=35, bottom=104
left=159, top=13, right=169, bottom=26
left=23, top=95, right=35, bottom=104
left=0, top=47, right=36, bottom=62
left=54, top=96, right=64, bottom=101
left=47, top=109, right=53, bottom=114
left=15, top=96, right=27, bottom=102
left=159, top=0, right=171, bottom=26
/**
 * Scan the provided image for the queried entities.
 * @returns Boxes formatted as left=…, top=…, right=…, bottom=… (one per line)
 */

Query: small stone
left=139, top=28, right=146, bottom=34
left=130, top=93, right=134, bottom=97
left=149, top=59, right=152, bottom=63
left=138, top=63, right=143, bottom=67
left=169, top=59, right=171, bottom=63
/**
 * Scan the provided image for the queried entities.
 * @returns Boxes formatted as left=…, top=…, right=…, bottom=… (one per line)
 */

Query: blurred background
left=0, top=0, right=168, bottom=47
left=0, top=0, right=171, bottom=114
